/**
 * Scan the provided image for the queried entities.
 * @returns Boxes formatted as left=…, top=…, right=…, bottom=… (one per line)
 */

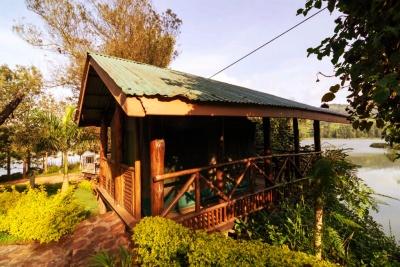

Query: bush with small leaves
left=0, top=189, right=21, bottom=214
left=133, top=217, right=335, bottom=267
left=133, top=216, right=192, bottom=266
left=77, top=180, right=94, bottom=192
left=0, top=187, right=86, bottom=243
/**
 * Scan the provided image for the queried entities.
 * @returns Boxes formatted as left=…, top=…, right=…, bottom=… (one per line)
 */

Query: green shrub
left=0, top=231, right=22, bottom=245
left=189, top=231, right=334, bottom=267
left=0, top=190, right=21, bottom=214
left=189, top=232, right=269, bottom=266
left=68, top=162, right=81, bottom=172
left=133, top=217, right=192, bottom=266
left=0, top=187, right=86, bottom=243
left=133, top=217, right=334, bottom=267
left=0, top=172, right=23, bottom=182
left=263, top=245, right=336, bottom=267
left=78, top=180, right=94, bottom=191
left=46, top=165, right=61, bottom=174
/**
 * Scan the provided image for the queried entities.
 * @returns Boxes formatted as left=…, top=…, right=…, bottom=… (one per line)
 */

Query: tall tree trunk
left=29, top=170, right=35, bottom=188
left=61, top=150, right=69, bottom=192
left=44, top=152, right=48, bottom=174
left=22, top=158, right=27, bottom=179
left=0, top=91, right=26, bottom=126
left=6, top=149, right=11, bottom=179
left=314, top=196, right=324, bottom=260
left=27, top=151, right=31, bottom=171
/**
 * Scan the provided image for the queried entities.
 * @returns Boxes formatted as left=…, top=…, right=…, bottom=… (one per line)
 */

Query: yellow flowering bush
left=0, top=187, right=86, bottom=243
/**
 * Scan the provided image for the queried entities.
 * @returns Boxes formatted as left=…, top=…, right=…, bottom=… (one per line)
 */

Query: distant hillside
left=326, top=103, right=349, bottom=114
left=299, top=104, right=381, bottom=139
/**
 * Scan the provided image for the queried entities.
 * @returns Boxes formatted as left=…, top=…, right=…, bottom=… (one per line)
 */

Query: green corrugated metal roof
left=89, top=52, right=346, bottom=117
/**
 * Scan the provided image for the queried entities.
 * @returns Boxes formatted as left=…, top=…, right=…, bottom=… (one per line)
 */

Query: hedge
left=133, top=217, right=336, bottom=267
left=0, top=187, right=86, bottom=243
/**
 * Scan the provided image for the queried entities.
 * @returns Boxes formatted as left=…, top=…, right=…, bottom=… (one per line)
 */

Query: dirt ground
left=0, top=172, right=83, bottom=186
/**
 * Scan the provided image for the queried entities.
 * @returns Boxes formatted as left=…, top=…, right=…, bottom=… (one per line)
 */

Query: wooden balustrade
left=153, top=152, right=321, bottom=229
left=99, top=158, right=137, bottom=217
left=176, top=178, right=309, bottom=231
left=100, top=158, right=114, bottom=198
left=120, top=164, right=135, bottom=215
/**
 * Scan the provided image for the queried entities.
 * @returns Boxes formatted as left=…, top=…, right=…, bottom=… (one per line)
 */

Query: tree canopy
left=14, top=0, right=182, bottom=97
left=0, top=65, right=42, bottom=126
left=298, top=0, right=400, bottom=144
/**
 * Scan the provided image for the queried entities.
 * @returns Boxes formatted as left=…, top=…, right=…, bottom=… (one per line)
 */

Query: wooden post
left=100, top=121, right=108, bottom=160
left=216, top=118, right=225, bottom=202
left=132, top=118, right=142, bottom=220
left=113, top=107, right=123, bottom=205
left=313, top=120, right=321, bottom=152
left=150, top=139, right=165, bottom=216
left=263, top=117, right=273, bottom=187
left=218, top=117, right=225, bottom=162
left=293, top=118, right=300, bottom=177
left=195, top=172, right=201, bottom=212
left=134, top=160, right=142, bottom=220
left=216, top=169, right=224, bottom=203
left=99, top=121, right=108, bottom=187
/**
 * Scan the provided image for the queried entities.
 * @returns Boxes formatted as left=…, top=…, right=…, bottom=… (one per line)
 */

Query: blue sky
left=0, top=0, right=347, bottom=105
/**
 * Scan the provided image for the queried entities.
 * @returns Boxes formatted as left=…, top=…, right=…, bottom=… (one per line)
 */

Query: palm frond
left=331, top=212, right=362, bottom=229
left=325, top=226, right=346, bottom=258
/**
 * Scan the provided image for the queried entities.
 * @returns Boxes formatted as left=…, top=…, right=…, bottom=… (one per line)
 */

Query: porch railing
left=99, top=158, right=137, bottom=216
left=153, top=152, right=321, bottom=229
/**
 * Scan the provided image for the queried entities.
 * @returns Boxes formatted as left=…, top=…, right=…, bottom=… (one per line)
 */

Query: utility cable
left=209, top=7, right=328, bottom=78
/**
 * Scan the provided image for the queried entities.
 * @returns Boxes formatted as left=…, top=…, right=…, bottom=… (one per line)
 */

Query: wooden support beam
left=195, top=173, right=201, bottom=212
left=132, top=119, right=142, bottom=220
left=161, top=173, right=196, bottom=217
left=113, top=107, right=123, bottom=205
left=134, top=160, right=141, bottom=220
left=100, top=121, right=108, bottom=159
left=293, top=118, right=300, bottom=174
left=263, top=117, right=271, bottom=153
left=99, top=121, right=108, bottom=188
left=216, top=169, right=224, bottom=203
left=313, top=120, right=321, bottom=152
left=263, top=117, right=273, bottom=187
left=218, top=118, right=225, bottom=162
left=150, top=139, right=165, bottom=216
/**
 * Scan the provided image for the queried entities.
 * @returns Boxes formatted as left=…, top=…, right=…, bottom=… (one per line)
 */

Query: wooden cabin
left=81, top=152, right=99, bottom=179
left=76, top=52, right=348, bottom=231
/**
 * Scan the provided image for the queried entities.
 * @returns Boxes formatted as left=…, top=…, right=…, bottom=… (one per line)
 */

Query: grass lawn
left=0, top=232, right=24, bottom=245
left=73, top=186, right=99, bottom=215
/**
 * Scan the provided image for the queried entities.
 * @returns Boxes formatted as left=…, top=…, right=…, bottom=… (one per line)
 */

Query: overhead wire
left=209, top=7, right=328, bottom=78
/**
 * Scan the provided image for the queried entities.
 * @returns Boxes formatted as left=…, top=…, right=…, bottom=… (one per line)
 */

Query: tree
left=298, top=1, right=400, bottom=145
left=39, top=106, right=97, bottom=191
left=14, top=0, right=182, bottom=97
left=310, top=150, right=378, bottom=261
left=0, top=127, right=13, bottom=179
left=0, top=65, right=42, bottom=126
left=11, top=108, right=52, bottom=186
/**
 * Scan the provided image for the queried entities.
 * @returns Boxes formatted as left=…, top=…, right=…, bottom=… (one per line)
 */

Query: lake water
left=303, top=138, right=400, bottom=240
left=0, top=152, right=82, bottom=176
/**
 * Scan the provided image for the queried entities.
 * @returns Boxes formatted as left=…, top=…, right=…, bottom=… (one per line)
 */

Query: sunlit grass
left=73, top=186, right=99, bottom=215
